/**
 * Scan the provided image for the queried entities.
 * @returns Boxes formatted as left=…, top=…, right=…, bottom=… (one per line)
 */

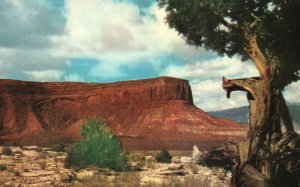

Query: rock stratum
left=0, top=77, right=246, bottom=150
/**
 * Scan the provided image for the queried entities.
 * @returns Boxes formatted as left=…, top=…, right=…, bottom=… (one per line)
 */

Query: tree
left=158, top=0, right=300, bottom=186
left=66, top=119, right=127, bottom=171
left=156, top=149, right=172, bottom=163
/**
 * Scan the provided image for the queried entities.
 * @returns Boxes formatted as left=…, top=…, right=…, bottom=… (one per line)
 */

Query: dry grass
left=1, top=146, right=13, bottom=155
left=145, top=175, right=212, bottom=187
left=127, top=150, right=191, bottom=162
left=73, top=172, right=228, bottom=187
left=73, top=172, right=140, bottom=187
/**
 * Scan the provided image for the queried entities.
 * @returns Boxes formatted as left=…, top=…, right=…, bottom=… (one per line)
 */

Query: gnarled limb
left=243, top=35, right=269, bottom=78
left=222, top=77, right=259, bottom=99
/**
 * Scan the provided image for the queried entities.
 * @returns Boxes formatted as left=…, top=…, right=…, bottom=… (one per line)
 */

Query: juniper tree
left=158, top=0, right=300, bottom=186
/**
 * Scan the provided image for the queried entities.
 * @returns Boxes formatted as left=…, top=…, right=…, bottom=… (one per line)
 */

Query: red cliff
left=0, top=77, right=246, bottom=150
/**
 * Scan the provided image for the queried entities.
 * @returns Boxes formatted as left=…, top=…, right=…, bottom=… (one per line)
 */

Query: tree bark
left=222, top=75, right=299, bottom=186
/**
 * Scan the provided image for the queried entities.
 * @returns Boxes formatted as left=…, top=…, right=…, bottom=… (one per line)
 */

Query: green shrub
left=66, top=119, right=127, bottom=171
left=156, top=149, right=172, bottom=163
left=0, top=164, right=7, bottom=171
left=1, top=146, right=12, bottom=156
left=14, top=171, right=20, bottom=177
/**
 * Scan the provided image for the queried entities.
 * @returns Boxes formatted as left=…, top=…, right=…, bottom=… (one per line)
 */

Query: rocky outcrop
left=0, top=146, right=232, bottom=187
left=0, top=77, right=246, bottom=149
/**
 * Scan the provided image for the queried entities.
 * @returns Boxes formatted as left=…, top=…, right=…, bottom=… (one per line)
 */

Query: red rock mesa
left=0, top=77, right=246, bottom=150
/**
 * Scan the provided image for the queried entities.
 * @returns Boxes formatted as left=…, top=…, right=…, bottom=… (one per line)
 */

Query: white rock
left=167, top=163, right=183, bottom=171
left=192, top=145, right=202, bottom=162
left=23, top=146, right=41, bottom=151
left=171, top=157, right=181, bottom=163
left=76, top=170, right=95, bottom=181
left=180, top=157, right=193, bottom=163
left=22, top=150, right=38, bottom=157
left=145, top=156, right=155, bottom=161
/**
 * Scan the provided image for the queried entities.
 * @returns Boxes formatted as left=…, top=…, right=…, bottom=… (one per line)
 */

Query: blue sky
left=0, top=0, right=299, bottom=111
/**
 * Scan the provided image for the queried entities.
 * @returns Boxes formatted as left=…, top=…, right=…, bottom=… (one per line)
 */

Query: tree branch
left=243, top=36, right=269, bottom=78
left=221, top=19, right=240, bottom=30
left=279, top=92, right=294, bottom=133
left=222, top=77, right=259, bottom=99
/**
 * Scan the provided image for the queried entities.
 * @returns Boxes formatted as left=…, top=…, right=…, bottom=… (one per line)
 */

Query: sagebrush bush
left=66, top=119, right=127, bottom=171
left=0, top=164, right=7, bottom=171
left=156, top=149, right=172, bottom=163
left=1, top=146, right=12, bottom=156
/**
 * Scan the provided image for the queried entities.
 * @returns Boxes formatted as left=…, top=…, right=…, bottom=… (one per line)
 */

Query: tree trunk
left=222, top=76, right=299, bottom=187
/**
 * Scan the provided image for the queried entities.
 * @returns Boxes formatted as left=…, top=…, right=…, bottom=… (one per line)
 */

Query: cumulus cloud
left=0, top=0, right=205, bottom=81
left=0, top=0, right=65, bottom=49
left=88, top=63, right=124, bottom=79
left=160, top=56, right=259, bottom=110
left=0, top=0, right=67, bottom=81
left=23, top=70, right=64, bottom=82
left=55, top=0, right=205, bottom=72
left=284, top=81, right=300, bottom=103
left=162, top=55, right=259, bottom=80
left=64, top=73, right=85, bottom=82
left=189, top=79, right=250, bottom=111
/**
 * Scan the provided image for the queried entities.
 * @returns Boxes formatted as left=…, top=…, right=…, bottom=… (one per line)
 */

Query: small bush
left=14, top=171, right=20, bottom=177
left=66, top=119, right=127, bottom=171
left=52, top=143, right=66, bottom=152
left=156, top=149, right=172, bottom=163
left=39, top=160, right=47, bottom=170
left=1, top=146, right=12, bottom=156
left=0, top=164, right=7, bottom=171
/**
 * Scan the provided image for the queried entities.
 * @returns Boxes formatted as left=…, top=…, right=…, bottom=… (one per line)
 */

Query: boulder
left=192, top=145, right=202, bottom=162
left=145, top=156, right=155, bottom=162
left=180, top=157, right=193, bottom=163
left=76, top=170, right=96, bottom=181
left=184, top=164, right=200, bottom=174
left=167, top=163, right=183, bottom=171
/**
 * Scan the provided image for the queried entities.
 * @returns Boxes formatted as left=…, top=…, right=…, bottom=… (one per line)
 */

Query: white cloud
left=55, top=0, right=204, bottom=64
left=190, top=79, right=249, bottom=111
left=0, top=0, right=65, bottom=49
left=64, top=73, right=85, bottom=82
left=161, top=55, right=259, bottom=80
left=160, top=55, right=259, bottom=111
left=0, top=0, right=205, bottom=80
left=23, top=70, right=64, bottom=82
left=88, top=63, right=124, bottom=79
left=284, top=81, right=300, bottom=103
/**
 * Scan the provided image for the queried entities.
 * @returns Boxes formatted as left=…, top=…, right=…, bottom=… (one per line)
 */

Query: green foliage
left=0, top=164, right=7, bottom=171
left=1, top=146, right=12, bottom=156
left=156, top=149, right=172, bottom=163
left=66, top=119, right=127, bottom=171
left=14, top=171, right=20, bottom=177
left=157, top=0, right=300, bottom=89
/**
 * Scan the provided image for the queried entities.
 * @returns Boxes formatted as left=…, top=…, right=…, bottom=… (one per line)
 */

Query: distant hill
left=209, top=103, right=300, bottom=125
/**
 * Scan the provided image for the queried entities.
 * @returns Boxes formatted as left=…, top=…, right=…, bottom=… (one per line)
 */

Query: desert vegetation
left=65, top=119, right=127, bottom=171
left=1, top=146, right=12, bottom=156
left=156, top=149, right=172, bottom=163
left=0, top=144, right=231, bottom=187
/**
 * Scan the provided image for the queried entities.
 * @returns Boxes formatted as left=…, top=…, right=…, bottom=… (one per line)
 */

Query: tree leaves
left=158, top=0, right=300, bottom=89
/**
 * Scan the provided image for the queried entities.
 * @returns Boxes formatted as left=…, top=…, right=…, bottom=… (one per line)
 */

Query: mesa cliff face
left=0, top=77, right=246, bottom=150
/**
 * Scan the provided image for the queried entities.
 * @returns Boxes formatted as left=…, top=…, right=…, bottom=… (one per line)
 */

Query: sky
left=0, top=0, right=299, bottom=111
